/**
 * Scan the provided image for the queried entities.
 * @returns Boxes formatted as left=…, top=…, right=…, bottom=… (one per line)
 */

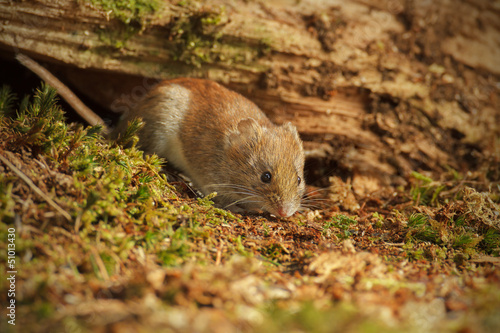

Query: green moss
left=90, top=0, right=162, bottom=49
left=96, top=26, right=140, bottom=49
left=2, top=84, right=498, bottom=332
left=0, top=178, right=15, bottom=224
left=410, top=171, right=447, bottom=206
left=168, top=4, right=229, bottom=67
left=404, top=242, right=425, bottom=261
left=34, top=301, right=55, bottom=320
left=262, top=243, right=286, bottom=261
left=482, top=229, right=500, bottom=256
left=90, top=0, right=161, bottom=26
left=404, top=211, right=493, bottom=260
left=407, top=213, right=441, bottom=244
left=1, top=84, right=66, bottom=154
left=371, top=212, right=384, bottom=228
left=234, top=235, right=250, bottom=256
left=0, top=84, right=16, bottom=117
left=0, top=84, right=237, bottom=270
left=165, top=3, right=268, bottom=69
left=323, top=214, right=357, bottom=239
left=259, top=301, right=399, bottom=333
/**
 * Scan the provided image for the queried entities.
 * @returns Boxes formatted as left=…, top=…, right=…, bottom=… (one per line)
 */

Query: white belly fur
left=151, top=84, right=191, bottom=175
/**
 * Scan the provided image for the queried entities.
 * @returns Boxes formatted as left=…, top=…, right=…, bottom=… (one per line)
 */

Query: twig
left=215, top=240, right=224, bottom=266
left=90, top=247, right=110, bottom=281
left=15, top=53, right=109, bottom=134
left=383, top=242, right=405, bottom=247
left=0, top=153, right=72, bottom=222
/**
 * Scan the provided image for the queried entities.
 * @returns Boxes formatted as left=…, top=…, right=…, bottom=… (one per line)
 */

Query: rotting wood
left=1, top=0, right=498, bottom=192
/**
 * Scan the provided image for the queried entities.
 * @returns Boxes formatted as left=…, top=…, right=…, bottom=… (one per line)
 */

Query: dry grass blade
left=0, top=152, right=72, bottom=222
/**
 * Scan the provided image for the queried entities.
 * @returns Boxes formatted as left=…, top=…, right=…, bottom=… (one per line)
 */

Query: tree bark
left=1, top=0, right=499, bottom=192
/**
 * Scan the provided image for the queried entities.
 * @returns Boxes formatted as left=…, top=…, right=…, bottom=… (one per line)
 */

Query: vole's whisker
left=302, top=189, right=330, bottom=198
left=206, top=184, right=260, bottom=196
left=224, top=196, right=262, bottom=209
left=218, top=187, right=259, bottom=196
left=300, top=192, right=332, bottom=210
left=303, top=197, right=330, bottom=203
left=300, top=203, right=324, bottom=210
left=206, top=183, right=253, bottom=190
left=302, top=195, right=330, bottom=200
left=232, top=192, right=259, bottom=198
left=222, top=187, right=260, bottom=197
left=304, top=187, right=331, bottom=194
left=301, top=187, right=331, bottom=211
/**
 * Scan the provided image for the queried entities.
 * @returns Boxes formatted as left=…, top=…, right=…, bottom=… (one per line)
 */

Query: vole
left=16, top=54, right=305, bottom=217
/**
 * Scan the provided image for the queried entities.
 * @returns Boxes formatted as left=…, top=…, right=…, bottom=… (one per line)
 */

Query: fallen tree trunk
left=1, top=0, right=499, bottom=193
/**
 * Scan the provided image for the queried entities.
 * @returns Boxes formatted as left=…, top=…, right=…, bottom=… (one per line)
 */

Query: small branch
left=0, top=153, right=72, bottom=222
left=15, top=53, right=109, bottom=134
left=90, top=247, right=110, bottom=281
left=383, top=242, right=405, bottom=247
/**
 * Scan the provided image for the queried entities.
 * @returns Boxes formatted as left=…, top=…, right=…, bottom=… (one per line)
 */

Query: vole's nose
left=276, top=204, right=296, bottom=218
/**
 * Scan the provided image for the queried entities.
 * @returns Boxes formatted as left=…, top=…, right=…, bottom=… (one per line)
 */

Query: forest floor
left=0, top=83, right=499, bottom=333
left=1, top=1, right=500, bottom=332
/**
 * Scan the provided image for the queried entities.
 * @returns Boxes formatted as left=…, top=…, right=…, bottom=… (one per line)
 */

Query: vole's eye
left=261, top=171, right=272, bottom=183
left=297, top=176, right=301, bottom=185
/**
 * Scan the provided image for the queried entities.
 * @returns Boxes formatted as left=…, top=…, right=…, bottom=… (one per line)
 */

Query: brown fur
left=115, top=78, right=305, bottom=217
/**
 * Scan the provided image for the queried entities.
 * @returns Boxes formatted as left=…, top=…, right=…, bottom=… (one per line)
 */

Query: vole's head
left=223, top=118, right=305, bottom=217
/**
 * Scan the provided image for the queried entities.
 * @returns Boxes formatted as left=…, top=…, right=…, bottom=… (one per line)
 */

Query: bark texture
left=1, top=0, right=499, bottom=193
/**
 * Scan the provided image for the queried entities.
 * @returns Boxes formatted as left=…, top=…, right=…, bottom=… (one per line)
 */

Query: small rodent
left=113, top=78, right=305, bottom=217
left=16, top=55, right=305, bottom=217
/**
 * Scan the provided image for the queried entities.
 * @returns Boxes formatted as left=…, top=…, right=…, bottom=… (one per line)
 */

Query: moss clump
left=1, top=84, right=499, bottom=332
left=90, top=0, right=161, bottom=26
left=409, top=171, right=447, bottom=206
left=0, top=84, right=165, bottom=223
left=0, top=85, right=17, bottom=117
left=90, top=0, right=162, bottom=49
left=403, top=167, right=500, bottom=258
left=168, top=4, right=229, bottom=67
left=0, top=84, right=201, bottom=264
left=404, top=205, right=498, bottom=260
left=0, top=83, right=250, bottom=273
left=323, top=214, right=358, bottom=239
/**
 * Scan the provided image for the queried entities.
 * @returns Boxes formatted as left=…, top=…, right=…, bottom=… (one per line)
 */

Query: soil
left=0, top=0, right=499, bottom=332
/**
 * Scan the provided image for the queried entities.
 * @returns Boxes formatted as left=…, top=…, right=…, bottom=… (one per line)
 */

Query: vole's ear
left=282, top=122, right=301, bottom=141
left=225, top=118, right=262, bottom=148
